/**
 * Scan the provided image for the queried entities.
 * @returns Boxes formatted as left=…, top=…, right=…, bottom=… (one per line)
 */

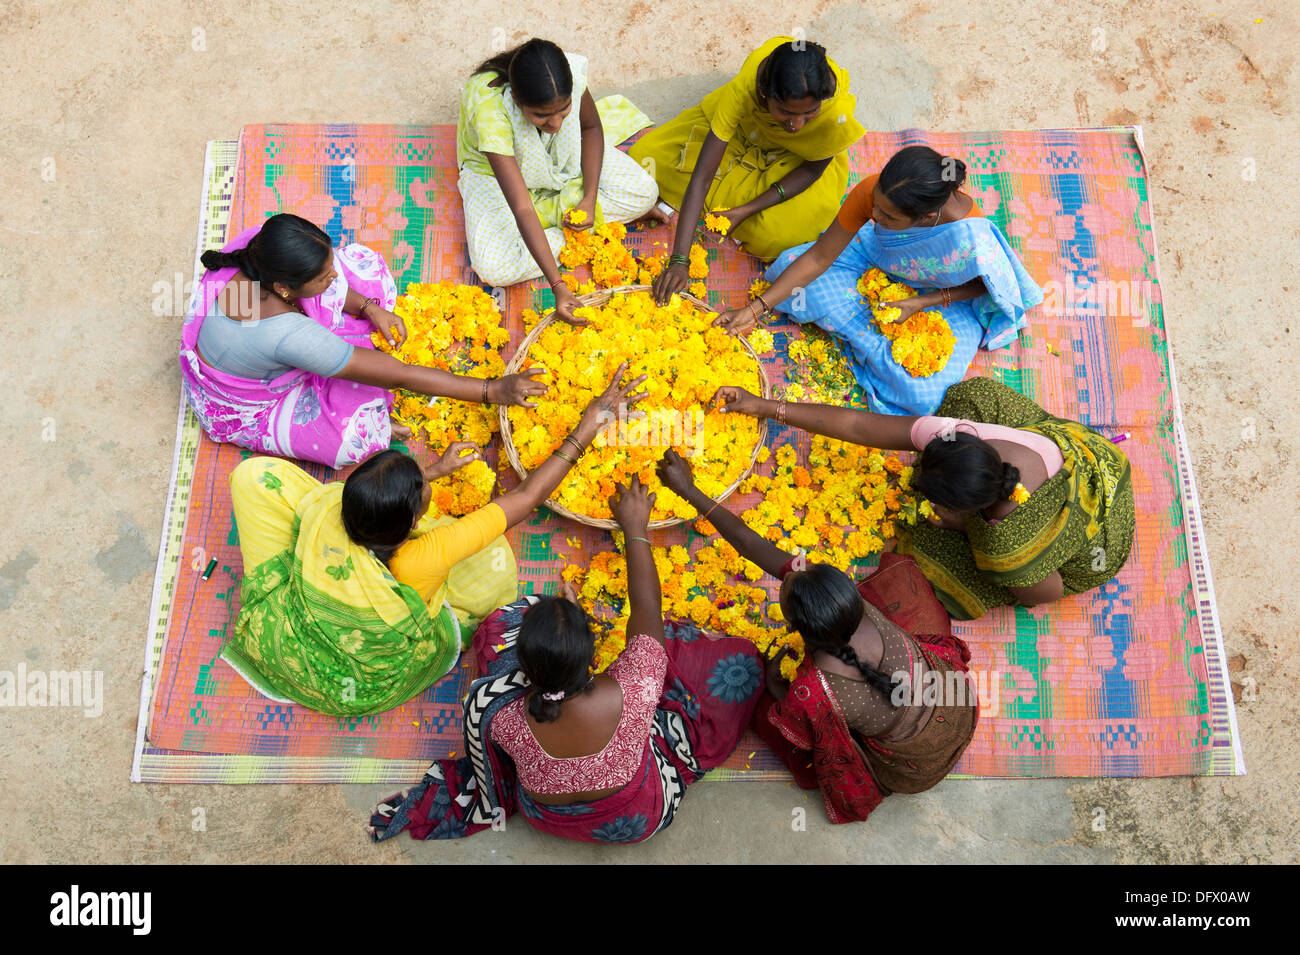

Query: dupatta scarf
left=767, top=217, right=1043, bottom=415
left=179, top=226, right=396, bottom=469
left=221, top=476, right=461, bottom=717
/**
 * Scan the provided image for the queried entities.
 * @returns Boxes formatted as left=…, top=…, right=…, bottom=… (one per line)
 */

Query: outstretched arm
left=495, top=363, right=648, bottom=527
left=714, top=219, right=856, bottom=335
left=712, top=387, right=919, bottom=452
left=657, top=449, right=788, bottom=579
left=485, top=151, right=586, bottom=324
left=610, top=477, right=665, bottom=646
left=333, top=347, right=547, bottom=408
left=651, top=132, right=728, bottom=305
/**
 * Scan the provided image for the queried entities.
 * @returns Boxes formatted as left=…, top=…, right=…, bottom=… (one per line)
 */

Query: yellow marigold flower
left=687, top=244, right=709, bottom=280
left=568, top=209, right=588, bottom=225
left=856, top=267, right=955, bottom=378
left=704, top=213, right=731, bottom=236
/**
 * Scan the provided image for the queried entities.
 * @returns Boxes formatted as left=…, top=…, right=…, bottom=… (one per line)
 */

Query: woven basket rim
left=498, top=285, right=771, bottom=529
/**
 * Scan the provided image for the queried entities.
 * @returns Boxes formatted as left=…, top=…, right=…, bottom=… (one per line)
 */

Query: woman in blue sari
left=715, top=145, right=1042, bottom=415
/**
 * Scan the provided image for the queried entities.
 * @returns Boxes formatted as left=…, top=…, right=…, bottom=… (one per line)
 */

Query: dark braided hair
left=200, top=213, right=332, bottom=292
left=517, top=596, right=596, bottom=723
left=756, top=41, right=837, bottom=103
left=877, top=145, right=968, bottom=220
left=784, top=563, right=900, bottom=702
left=474, top=38, right=572, bottom=108
left=914, top=432, right=1020, bottom=512
left=340, top=450, right=424, bottom=565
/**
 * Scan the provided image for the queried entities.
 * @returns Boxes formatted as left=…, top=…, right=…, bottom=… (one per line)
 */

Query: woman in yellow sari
left=631, top=36, right=864, bottom=297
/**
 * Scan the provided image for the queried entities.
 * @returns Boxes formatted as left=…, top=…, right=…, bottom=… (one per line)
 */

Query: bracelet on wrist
left=552, top=447, right=577, bottom=465
left=667, top=253, right=690, bottom=267
left=626, top=535, right=652, bottom=548
left=359, top=296, right=380, bottom=319
left=481, top=378, right=493, bottom=406
left=697, top=499, right=723, bottom=525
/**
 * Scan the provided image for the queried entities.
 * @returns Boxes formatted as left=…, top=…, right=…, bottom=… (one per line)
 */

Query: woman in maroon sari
left=368, top=476, right=763, bottom=844
left=658, top=449, right=979, bottom=824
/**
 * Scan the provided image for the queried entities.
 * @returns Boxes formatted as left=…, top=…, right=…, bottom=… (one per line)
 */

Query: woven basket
left=498, top=284, right=771, bottom=529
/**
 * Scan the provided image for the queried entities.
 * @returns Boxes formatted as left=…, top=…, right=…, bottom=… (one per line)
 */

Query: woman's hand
left=709, top=206, right=750, bottom=230
left=927, top=502, right=967, bottom=530
left=878, top=296, right=924, bottom=324
left=656, top=448, right=698, bottom=499
left=651, top=262, right=690, bottom=306
left=552, top=284, right=588, bottom=326
left=712, top=302, right=763, bottom=336
left=713, top=385, right=767, bottom=417
left=564, top=196, right=597, bottom=232
left=488, top=369, right=547, bottom=408
left=764, top=644, right=793, bottom=700
left=573, top=362, right=649, bottom=445
left=366, top=305, right=407, bottom=348
left=610, top=474, right=656, bottom=532
left=423, top=441, right=480, bottom=481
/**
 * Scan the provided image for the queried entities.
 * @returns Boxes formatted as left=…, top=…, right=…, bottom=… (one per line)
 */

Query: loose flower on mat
left=371, top=282, right=508, bottom=514
left=507, top=290, right=765, bottom=524
left=704, top=213, right=731, bottom=237
left=558, top=222, right=640, bottom=288
left=562, top=430, right=935, bottom=674
left=856, top=267, right=956, bottom=379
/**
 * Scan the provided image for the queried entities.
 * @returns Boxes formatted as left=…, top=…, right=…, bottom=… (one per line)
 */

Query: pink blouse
left=492, top=633, right=667, bottom=794
left=910, top=415, right=1063, bottom=477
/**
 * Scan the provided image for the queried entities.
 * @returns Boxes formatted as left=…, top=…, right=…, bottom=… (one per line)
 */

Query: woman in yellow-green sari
left=632, top=36, right=864, bottom=297
left=221, top=367, right=649, bottom=714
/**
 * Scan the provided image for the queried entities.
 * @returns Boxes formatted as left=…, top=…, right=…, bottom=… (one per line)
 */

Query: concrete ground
left=1, top=0, right=1295, bottom=864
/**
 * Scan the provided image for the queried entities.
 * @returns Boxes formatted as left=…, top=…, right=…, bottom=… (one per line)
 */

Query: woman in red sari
left=658, top=449, right=979, bottom=824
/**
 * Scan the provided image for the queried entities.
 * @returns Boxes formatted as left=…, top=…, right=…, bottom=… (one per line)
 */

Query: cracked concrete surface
left=0, top=0, right=1295, bottom=863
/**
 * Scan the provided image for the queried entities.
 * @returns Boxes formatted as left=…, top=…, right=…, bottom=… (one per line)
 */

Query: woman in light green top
left=456, top=38, right=664, bottom=320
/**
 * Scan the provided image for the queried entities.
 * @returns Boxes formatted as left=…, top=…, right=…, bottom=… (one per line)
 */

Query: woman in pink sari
left=180, top=214, right=545, bottom=468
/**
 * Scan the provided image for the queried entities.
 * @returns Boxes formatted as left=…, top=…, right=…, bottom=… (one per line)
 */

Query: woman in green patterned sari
left=221, top=365, right=648, bottom=714
left=712, top=376, right=1134, bottom=620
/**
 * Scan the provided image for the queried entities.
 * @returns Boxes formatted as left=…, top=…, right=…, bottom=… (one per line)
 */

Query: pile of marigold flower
left=563, top=436, right=936, bottom=675
left=558, top=221, right=641, bottom=289
left=508, top=290, right=766, bottom=523
left=857, top=267, right=957, bottom=378
left=555, top=217, right=717, bottom=300
left=371, top=283, right=508, bottom=515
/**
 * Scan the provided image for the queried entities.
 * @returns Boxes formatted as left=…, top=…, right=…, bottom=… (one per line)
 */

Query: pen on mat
left=1110, top=432, right=1130, bottom=444
left=202, top=558, right=219, bottom=580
